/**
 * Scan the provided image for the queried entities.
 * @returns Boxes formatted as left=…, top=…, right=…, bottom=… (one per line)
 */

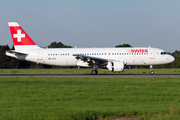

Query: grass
left=0, top=68, right=180, bottom=74
left=1, top=77, right=180, bottom=119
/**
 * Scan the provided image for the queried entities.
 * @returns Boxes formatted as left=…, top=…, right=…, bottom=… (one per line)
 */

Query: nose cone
left=169, top=55, right=175, bottom=63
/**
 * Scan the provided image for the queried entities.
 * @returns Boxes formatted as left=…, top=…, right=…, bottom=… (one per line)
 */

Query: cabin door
left=150, top=49, right=155, bottom=59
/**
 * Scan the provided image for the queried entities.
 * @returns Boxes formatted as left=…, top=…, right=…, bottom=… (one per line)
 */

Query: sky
left=0, top=0, right=180, bottom=52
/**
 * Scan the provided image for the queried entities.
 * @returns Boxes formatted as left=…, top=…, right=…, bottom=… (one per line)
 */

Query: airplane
left=6, top=22, right=175, bottom=75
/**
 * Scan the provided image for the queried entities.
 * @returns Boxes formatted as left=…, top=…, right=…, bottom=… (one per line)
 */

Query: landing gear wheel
left=91, top=70, right=98, bottom=75
left=150, top=65, right=154, bottom=75
left=150, top=71, right=154, bottom=75
left=95, top=70, right=98, bottom=74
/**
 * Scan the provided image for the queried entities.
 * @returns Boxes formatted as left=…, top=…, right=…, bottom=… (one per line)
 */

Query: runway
left=0, top=74, right=180, bottom=77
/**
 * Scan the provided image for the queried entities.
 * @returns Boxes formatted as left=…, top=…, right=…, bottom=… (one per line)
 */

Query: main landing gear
left=150, top=65, right=154, bottom=75
left=91, top=65, right=99, bottom=75
left=91, top=69, right=98, bottom=75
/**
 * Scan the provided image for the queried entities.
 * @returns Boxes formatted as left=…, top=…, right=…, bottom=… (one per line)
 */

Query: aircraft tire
left=150, top=71, right=154, bottom=75
left=91, top=70, right=98, bottom=75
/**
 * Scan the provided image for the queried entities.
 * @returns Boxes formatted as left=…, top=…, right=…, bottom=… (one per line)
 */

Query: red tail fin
left=8, top=22, right=36, bottom=46
left=8, top=22, right=41, bottom=50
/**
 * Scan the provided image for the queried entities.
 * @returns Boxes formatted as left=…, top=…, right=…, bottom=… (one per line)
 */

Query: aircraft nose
left=170, top=55, right=175, bottom=63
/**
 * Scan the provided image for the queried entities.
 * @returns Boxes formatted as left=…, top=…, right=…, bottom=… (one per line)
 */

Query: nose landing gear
left=150, top=70, right=154, bottom=75
left=150, top=65, right=154, bottom=75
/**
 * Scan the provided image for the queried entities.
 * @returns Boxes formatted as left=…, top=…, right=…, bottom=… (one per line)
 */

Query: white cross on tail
left=13, top=30, right=25, bottom=42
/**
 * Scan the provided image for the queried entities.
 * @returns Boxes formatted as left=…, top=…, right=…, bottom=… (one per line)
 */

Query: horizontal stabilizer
left=6, top=50, right=28, bottom=55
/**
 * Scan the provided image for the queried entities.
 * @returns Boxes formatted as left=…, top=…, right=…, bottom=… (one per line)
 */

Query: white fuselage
left=7, top=47, right=174, bottom=67
left=7, top=22, right=175, bottom=75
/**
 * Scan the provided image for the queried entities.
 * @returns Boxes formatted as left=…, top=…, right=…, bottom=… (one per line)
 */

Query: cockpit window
left=161, top=52, right=168, bottom=55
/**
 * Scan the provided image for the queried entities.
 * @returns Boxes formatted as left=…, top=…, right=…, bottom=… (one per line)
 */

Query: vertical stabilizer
left=8, top=22, right=41, bottom=50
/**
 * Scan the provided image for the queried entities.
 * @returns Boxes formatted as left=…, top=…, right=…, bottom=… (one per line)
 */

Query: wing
left=73, top=54, right=118, bottom=67
left=74, top=54, right=107, bottom=62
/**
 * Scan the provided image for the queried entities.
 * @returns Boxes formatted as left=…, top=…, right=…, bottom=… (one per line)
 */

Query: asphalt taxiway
left=0, top=74, right=180, bottom=77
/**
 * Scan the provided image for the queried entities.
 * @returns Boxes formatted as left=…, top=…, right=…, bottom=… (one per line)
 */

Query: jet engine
left=107, top=61, right=124, bottom=72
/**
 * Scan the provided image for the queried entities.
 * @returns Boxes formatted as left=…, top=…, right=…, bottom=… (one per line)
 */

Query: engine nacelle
left=107, top=62, right=113, bottom=71
left=107, top=61, right=124, bottom=72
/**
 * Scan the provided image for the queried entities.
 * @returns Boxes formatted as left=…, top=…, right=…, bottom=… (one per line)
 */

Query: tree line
left=0, top=42, right=178, bottom=69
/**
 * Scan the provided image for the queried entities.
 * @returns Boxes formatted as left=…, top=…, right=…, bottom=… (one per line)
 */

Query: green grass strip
left=1, top=77, right=180, bottom=120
